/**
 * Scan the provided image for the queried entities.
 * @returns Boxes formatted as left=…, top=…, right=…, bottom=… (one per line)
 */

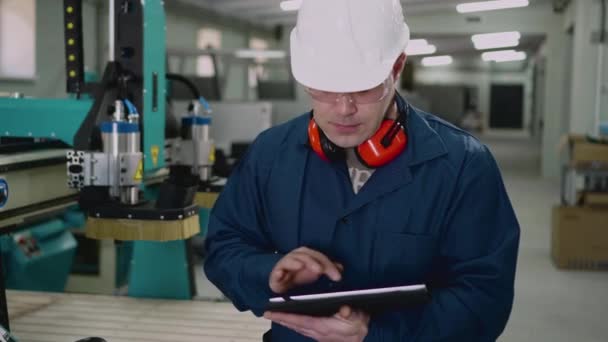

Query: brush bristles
left=86, top=215, right=200, bottom=241
left=195, top=192, right=220, bottom=209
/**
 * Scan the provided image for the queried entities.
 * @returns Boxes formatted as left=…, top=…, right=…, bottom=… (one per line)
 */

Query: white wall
left=540, top=26, right=570, bottom=179
left=0, top=0, right=99, bottom=97
left=568, top=0, right=608, bottom=136
left=0, top=0, right=36, bottom=79
left=569, top=0, right=600, bottom=135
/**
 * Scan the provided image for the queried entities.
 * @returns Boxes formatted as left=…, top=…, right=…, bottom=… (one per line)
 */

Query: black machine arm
left=167, top=73, right=201, bottom=100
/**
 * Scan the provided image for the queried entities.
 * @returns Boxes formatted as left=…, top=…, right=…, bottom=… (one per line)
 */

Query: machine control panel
left=14, top=234, right=41, bottom=258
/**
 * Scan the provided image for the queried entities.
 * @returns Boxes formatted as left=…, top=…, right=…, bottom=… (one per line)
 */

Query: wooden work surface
left=6, top=290, right=270, bottom=342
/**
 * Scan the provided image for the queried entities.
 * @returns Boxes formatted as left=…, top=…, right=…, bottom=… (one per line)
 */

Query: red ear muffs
left=308, top=119, right=346, bottom=162
left=355, top=119, right=408, bottom=168
left=308, top=119, right=328, bottom=161
left=308, top=114, right=408, bottom=168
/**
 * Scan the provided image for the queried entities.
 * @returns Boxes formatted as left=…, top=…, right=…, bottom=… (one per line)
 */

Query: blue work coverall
left=204, top=95, right=520, bottom=341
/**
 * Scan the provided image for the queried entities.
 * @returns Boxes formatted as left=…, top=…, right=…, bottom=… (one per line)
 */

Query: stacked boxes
left=552, top=135, right=608, bottom=270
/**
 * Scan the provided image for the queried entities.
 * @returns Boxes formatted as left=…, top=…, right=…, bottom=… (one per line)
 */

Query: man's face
left=310, top=78, right=395, bottom=148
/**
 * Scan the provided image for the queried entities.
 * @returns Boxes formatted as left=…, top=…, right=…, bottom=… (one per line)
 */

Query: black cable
left=0, top=250, right=10, bottom=331
left=166, top=73, right=200, bottom=100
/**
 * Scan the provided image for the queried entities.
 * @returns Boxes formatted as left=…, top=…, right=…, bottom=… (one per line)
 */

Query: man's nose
left=334, top=94, right=357, bottom=116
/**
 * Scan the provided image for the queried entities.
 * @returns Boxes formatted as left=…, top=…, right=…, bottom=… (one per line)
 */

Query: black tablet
left=266, top=284, right=430, bottom=317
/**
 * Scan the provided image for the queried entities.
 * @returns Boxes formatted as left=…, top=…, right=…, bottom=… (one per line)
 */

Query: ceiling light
left=457, top=0, right=529, bottom=13
left=408, top=39, right=430, bottom=47
left=280, top=0, right=302, bottom=12
left=421, top=56, right=453, bottom=67
left=235, top=49, right=287, bottom=59
left=406, top=39, right=437, bottom=56
left=474, top=40, right=520, bottom=50
left=406, top=44, right=437, bottom=56
left=482, top=49, right=527, bottom=62
left=472, top=31, right=521, bottom=50
left=472, top=31, right=521, bottom=43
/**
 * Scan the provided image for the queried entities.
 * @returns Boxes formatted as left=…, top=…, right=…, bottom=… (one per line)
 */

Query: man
left=204, top=0, right=520, bottom=341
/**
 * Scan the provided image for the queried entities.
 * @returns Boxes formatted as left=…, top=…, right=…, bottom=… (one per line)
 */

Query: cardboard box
left=575, top=192, right=608, bottom=207
left=562, top=134, right=608, bottom=167
left=552, top=206, right=608, bottom=270
left=584, top=193, right=608, bottom=206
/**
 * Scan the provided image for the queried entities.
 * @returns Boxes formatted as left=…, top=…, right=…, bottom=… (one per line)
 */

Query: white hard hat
left=290, top=0, right=410, bottom=93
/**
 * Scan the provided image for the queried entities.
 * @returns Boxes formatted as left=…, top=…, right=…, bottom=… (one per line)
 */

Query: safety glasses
left=305, top=76, right=392, bottom=105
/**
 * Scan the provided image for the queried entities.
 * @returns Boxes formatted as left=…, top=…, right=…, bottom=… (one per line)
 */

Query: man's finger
left=274, top=269, right=284, bottom=281
left=270, top=258, right=303, bottom=292
left=274, top=320, right=320, bottom=340
left=270, top=257, right=303, bottom=282
left=269, top=310, right=360, bottom=338
left=296, top=248, right=342, bottom=281
left=277, top=256, right=305, bottom=271
left=266, top=311, right=315, bottom=327
left=289, top=252, right=324, bottom=273
left=338, top=305, right=352, bottom=319
left=269, top=272, right=294, bottom=293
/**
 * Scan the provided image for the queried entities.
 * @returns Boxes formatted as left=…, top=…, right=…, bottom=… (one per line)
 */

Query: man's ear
left=392, top=53, right=407, bottom=79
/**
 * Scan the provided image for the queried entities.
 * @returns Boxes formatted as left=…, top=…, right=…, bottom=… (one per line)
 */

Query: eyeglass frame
left=304, top=76, right=394, bottom=105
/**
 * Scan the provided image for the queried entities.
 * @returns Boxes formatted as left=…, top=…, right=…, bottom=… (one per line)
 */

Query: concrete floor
left=482, top=132, right=608, bottom=342
left=194, top=132, right=608, bottom=341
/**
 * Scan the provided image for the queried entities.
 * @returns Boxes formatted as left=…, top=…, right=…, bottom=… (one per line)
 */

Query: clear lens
left=305, top=77, right=391, bottom=104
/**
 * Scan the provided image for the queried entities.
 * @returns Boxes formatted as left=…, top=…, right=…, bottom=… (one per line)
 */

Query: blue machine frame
left=0, top=0, right=193, bottom=301
left=0, top=98, right=91, bottom=145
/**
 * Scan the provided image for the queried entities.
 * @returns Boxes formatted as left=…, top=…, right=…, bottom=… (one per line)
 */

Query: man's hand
left=264, top=306, right=370, bottom=342
left=269, top=247, right=343, bottom=294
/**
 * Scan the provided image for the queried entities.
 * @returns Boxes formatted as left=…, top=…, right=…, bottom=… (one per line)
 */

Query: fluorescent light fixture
left=406, top=44, right=437, bottom=56
left=482, top=49, right=527, bottom=62
left=280, top=0, right=302, bottom=11
left=235, top=49, right=287, bottom=59
left=457, top=0, right=529, bottom=13
left=405, top=39, right=437, bottom=56
left=421, top=55, right=453, bottom=67
left=408, top=39, right=430, bottom=47
left=472, top=31, right=521, bottom=43
left=474, top=39, right=520, bottom=50
left=472, top=31, right=521, bottom=50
